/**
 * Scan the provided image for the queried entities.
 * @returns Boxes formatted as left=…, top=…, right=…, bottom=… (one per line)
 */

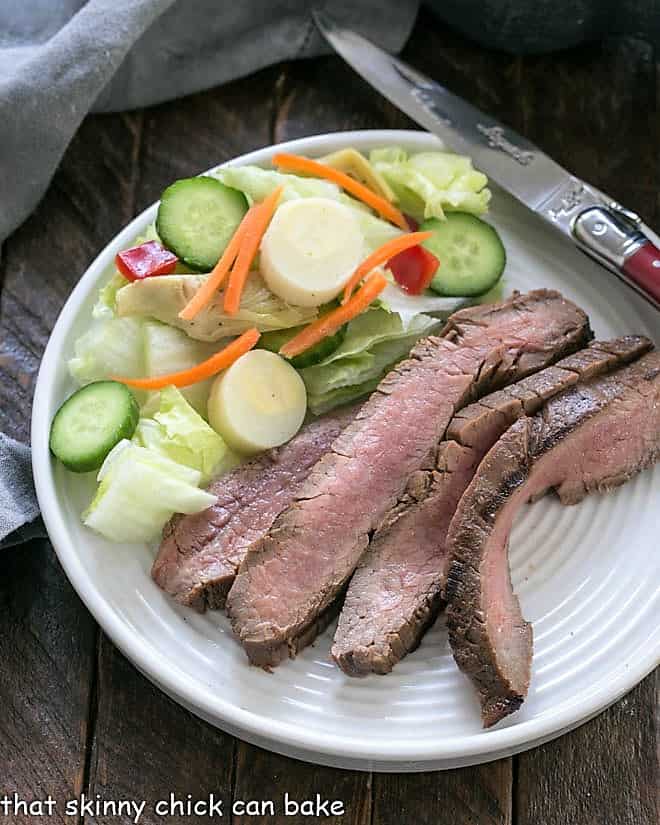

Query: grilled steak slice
left=332, top=439, right=475, bottom=676
left=332, top=336, right=651, bottom=676
left=152, top=404, right=357, bottom=611
left=445, top=352, right=660, bottom=727
left=226, top=290, right=592, bottom=668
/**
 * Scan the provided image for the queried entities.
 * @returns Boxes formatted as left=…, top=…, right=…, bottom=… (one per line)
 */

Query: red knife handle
left=623, top=240, right=660, bottom=304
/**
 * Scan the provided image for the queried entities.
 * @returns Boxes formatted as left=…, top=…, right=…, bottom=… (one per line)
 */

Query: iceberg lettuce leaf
left=312, top=308, right=439, bottom=365
left=369, top=147, right=491, bottom=221
left=83, top=440, right=216, bottom=543
left=302, top=353, right=375, bottom=396
left=301, top=309, right=440, bottom=409
left=378, top=282, right=468, bottom=330
left=68, top=317, right=145, bottom=385
left=306, top=377, right=382, bottom=416
left=133, top=386, right=238, bottom=483
left=213, top=166, right=341, bottom=204
left=93, top=272, right=130, bottom=320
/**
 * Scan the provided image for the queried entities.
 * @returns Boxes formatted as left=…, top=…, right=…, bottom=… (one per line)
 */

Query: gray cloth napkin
left=0, top=0, right=418, bottom=547
left=0, top=0, right=418, bottom=245
left=0, top=434, right=45, bottom=546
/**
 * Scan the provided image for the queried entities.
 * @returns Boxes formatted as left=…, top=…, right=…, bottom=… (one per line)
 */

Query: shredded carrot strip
left=280, top=274, right=388, bottom=359
left=273, top=153, right=408, bottom=231
left=223, top=186, right=283, bottom=315
left=178, top=207, right=256, bottom=321
left=342, top=231, right=433, bottom=304
left=114, top=328, right=260, bottom=390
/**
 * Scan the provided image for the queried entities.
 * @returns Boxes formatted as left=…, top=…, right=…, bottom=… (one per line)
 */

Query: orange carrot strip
left=114, top=328, right=260, bottom=390
left=223, top=185, right=284, bottom=315
left=280, top=273, right=388, bottom=359
left=178, top=206, right=256, bottom=321
left=342, top=231, right=433, bottom=304
left=273, top=153, right=408, bottom=230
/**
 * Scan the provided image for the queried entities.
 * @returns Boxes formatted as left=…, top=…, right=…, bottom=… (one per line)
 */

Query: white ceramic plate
left=32, top=131, right=659, bottom=772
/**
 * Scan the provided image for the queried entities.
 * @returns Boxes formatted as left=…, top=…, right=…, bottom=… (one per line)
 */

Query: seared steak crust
left=227, top=290, right=592, bottom=668
left=445, top=352, right=660, bottom=727
left=332, top=336, right=651, bottom=676
left=152, top=405, right=357, bottom=611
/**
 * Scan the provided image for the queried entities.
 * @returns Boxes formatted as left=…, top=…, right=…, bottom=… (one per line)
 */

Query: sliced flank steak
left=152, top=404, right=357, bottom=611
left=226, top=290, right=592, bottom=668
left=332, top=336, right=652, bottom=677
left=445, top=351, right=660, bottom=727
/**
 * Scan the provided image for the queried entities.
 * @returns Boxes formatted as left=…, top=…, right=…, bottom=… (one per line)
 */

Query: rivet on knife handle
left=573, top=206, right=660, bottom=308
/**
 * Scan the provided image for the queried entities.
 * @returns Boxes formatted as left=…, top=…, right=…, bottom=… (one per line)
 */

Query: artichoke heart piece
left=319, top=148, right=397, bottom=202
left=116, top=273, right=317, bottom=342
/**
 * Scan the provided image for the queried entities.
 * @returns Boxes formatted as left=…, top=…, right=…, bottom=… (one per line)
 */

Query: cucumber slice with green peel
left=259, top=324, right=346, bottom=369
left=156, top=177, right=249, bottom=271
left=421, top=213, right=506, bottom=297
left=49, top=381, right=139, bottom=473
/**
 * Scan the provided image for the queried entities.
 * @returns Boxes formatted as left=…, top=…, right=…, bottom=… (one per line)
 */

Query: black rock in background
left=426, top=0, right=659, bottom=53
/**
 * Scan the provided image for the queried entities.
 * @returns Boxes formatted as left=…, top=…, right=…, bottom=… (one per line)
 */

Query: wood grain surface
left=0, top=9, right=657, bottom=825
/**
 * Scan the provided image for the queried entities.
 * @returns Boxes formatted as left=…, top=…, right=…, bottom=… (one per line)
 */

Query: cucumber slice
left=49, top=381, right=139, bottom=473
left=421, top=213, right=506, bottom=297
left=156, top=177, right=249, bottom=271
left=259, top=324, right=346, bottom=369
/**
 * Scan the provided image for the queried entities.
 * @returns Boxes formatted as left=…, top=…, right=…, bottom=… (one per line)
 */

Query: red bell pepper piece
left=388, top=244, right=439, bottom=295
left=115, top=241, right=178, bottom=282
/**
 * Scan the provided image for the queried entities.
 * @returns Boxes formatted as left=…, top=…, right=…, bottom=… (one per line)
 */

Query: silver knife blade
left=313, top=10, right=581, bottom=215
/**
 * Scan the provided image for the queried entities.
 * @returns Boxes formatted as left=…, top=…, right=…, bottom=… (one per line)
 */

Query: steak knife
left=314, top=11, right=660, bottom=310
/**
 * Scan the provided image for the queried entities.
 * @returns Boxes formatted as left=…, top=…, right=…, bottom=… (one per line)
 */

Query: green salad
left=49, top=145, right=506, bottom=543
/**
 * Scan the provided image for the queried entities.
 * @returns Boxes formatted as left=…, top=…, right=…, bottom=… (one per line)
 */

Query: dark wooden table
left=1, top=11, right=657, bottom=825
